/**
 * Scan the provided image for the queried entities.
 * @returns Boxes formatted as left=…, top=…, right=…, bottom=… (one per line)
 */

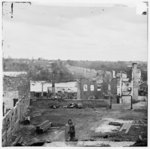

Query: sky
left=2, top=0, right=148, bottom=61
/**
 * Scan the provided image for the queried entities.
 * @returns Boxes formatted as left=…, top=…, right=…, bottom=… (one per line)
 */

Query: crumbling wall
left=132, top=63, right=141, bottom=100
left=79, top=78, right=103, bottom=99
left=3, top=91, right=19, bottom=115
left=2, top=96, right=30, bottom=146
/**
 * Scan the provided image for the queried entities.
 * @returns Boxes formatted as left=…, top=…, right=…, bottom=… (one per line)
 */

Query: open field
left=14, top=99, right=147, bottom=147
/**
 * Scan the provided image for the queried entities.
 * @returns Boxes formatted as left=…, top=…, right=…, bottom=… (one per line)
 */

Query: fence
left=2, top=96, right=30, bottom=146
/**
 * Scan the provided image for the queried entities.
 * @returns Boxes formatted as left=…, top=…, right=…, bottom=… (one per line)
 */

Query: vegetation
left=3, top=58, right=74, bottom=82
left=66, top=60, right=147, bottom=81
left=3, top=58, right=147, bottom=82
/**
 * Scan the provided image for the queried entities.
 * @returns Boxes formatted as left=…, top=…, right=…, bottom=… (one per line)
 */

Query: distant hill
left=66, top=60, right=147, bottom=72
left=3, top=58, right=147, bottom=82
left=65, top=64, right=98, bottom=79
left=65, top=60, right=147, bottom=81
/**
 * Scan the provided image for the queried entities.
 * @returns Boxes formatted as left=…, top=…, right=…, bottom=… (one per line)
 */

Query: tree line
left=3, top=58, right=147, bottom=82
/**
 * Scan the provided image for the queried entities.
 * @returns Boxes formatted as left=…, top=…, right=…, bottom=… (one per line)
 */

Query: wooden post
left=52, top=73, right=55, bottom=96
left=130, top=95, right=133, bottom=109
left=77, top=79, right=81, bottom=100
left=41, top=82, right=44, bottom=97
left=109, top=95, right=112, bottom=109
left=108, top=84, right=112, bottom=109
left=120, top=71, right=122, bottom=103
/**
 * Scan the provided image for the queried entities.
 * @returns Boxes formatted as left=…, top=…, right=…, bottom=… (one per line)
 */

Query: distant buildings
left=30, top=63, right=143, bottom=102
left=117, top=71, right=131, bottom=96
left=30, top=70, right=114, bottom=100
left=30, top=81, right=78, bottom=99
left=116, top=63, right=142, bottom=103
left=30, top=81, right=77, bottom=94
left=3, top=71, right=27, bottom=77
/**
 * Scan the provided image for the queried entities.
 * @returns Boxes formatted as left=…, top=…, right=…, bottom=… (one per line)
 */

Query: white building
left=117, top=71, right=132, bottom=97
left=3, top=71, right=27, bottom=77
left=3, top=91, right=19, bottom=115
left=30, top=81, right=78, bottom=97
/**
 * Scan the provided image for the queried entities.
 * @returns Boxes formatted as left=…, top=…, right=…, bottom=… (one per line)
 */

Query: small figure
left=65, top=119, right=77, bottom=141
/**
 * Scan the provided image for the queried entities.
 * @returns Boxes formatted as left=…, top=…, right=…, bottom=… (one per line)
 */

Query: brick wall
left=79, top=78, right=105, bottom=99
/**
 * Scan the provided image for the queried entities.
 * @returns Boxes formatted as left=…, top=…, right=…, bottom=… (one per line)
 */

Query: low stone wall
left=121, top=96, right=131, bottom=104
left=138, top=96, right=147, bottom=101
left=31, top=99, right=109, bottom=109
left=2, top=97, right=30, bottom=146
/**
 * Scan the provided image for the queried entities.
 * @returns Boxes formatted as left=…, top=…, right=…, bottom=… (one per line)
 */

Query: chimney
left=112, top=70, right=116, bottom=78
left=132, top=63, right=137, bottom=70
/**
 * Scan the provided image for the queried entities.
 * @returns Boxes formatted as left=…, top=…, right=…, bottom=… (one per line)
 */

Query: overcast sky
left=2, top=1, right=147, bottom=61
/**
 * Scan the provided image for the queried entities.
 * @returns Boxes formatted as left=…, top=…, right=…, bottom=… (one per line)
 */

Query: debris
left=49, top=105, right=60, bottom=109
left=139, top=135, right=143, bottom=141
left=20, top=116, right=30, bottom=125
left=95, top=123, right=120, bottom=133
left=82, top=138, right=96, bottom=141
left=36, top=120, right=52, bottom=134
left=32, top=111, right=41, bottom=117
left=27, top=138, right=45, bottom=146
left=125, top=122, right=132, bottom=134
left=131, top=135, right=147, bottom=146
left=109, top=122, right=122, bottom=126
left=103, top=135, right=109, bottom=139
left=12, top=136, right=24, bottom=146
left=30, top=141, right=45, bottom=146
left=113, top=139, right=121, bottom=142
left=77, top=103, right=83, bottom=109
left=119, top=122, right=132, bottom=134
left=100, top=143, right=110, bottom=147
left=64, top=103, right=83, bottom=109
left=45, top=140, right=51, bottom=143
left=132, top=120, right=147, bottom=126
left=67, top=103, right=78, bottom=108
left=119, top=123, right=128, bottom=132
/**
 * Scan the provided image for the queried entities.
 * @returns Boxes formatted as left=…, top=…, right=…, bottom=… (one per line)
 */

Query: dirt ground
left=14, top=99, right=147, bottom=147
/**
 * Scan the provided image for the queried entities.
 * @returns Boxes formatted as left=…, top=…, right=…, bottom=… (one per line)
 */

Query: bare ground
left=13, top=99, right=147, bottom=147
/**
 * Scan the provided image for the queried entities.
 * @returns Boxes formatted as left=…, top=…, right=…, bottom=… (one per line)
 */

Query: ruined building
left=2, top=73, right=30, bottom=146
left=30, top=70, right=116, bottom=100
left=132, top=63, right=141, bottom=101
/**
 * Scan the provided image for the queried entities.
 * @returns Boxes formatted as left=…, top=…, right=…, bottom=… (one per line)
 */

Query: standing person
left=65, top=119, right=76, bottom=141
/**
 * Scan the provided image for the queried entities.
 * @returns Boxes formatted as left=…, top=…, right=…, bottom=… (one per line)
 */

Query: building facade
left=30, top=81, right=78, bottom=99
left=132, top=63, right=141, bottom=100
